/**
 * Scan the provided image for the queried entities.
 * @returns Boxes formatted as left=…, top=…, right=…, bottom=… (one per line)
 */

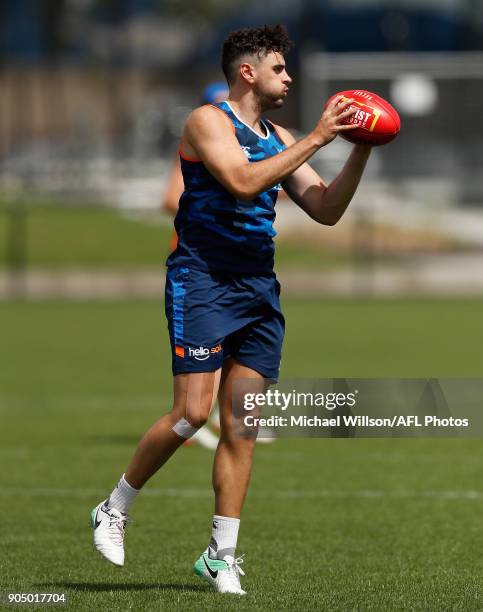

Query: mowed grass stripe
left=4, top=486, right=483, bottom=501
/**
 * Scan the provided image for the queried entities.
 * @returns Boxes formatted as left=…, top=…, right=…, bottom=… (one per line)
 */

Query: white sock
left=105, top=474, right=139, bottom=514
left=208, top=515, right=240, bottom=560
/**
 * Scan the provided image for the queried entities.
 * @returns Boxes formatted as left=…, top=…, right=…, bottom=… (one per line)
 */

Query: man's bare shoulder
left=186, top=104, right=232, bottom=136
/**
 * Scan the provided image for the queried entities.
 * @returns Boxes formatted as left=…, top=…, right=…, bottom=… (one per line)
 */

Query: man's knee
left=171, top=416, right=198, bottom=439
left=220, top=427, right=257, bottom=447
left=184, top=407, right=210, bottom=430
left=170, top=401, right=211, bottom=437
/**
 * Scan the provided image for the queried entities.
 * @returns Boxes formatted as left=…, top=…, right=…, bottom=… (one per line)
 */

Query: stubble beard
left=255, top=88, right=286, bottom=113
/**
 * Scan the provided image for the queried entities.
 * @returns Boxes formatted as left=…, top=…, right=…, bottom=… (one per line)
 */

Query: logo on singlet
left=241, top=146, right=251, bottom=160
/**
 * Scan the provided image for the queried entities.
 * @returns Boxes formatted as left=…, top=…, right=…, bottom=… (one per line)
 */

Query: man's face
left=249, top=51, right=292, bottom=110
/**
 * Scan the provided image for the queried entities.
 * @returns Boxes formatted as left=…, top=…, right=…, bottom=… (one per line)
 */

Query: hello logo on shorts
left=177, top=344, right=222, bottom=360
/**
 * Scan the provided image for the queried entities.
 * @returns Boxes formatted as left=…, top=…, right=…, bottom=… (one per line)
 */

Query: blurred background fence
left=1, top=0, right=483, bottom=298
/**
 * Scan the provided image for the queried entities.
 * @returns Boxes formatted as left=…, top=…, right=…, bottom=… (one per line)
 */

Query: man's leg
left=212, top=359, right=263, bottom=519
left=125, top=369, right=221, bottom=489
left=91, top=369, right=221, bottom=566
left=193, top=359, right=265, bottom=594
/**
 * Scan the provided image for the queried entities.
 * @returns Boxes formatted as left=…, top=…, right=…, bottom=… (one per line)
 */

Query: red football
left=326, top=90, right=401, bottom=146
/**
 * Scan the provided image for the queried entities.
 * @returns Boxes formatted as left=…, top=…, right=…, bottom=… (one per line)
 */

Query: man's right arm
left=180, top=97, right=357, bottom=201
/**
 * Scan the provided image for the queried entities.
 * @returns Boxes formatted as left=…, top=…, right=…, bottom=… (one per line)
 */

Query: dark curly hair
left=222, top=24, right=293, bottom=85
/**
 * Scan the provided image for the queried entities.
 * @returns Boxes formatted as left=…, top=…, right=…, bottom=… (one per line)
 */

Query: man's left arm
left=276, top=125, right=371, bottom=226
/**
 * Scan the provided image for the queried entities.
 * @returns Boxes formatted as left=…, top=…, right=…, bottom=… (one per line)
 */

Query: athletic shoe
left=90, top=500, right=128, bottom=567
left=194, top=550, right=246, bottom=595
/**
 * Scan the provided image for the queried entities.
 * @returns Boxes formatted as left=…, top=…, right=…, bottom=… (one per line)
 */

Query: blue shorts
left=165, top=266, right=284, bottom=379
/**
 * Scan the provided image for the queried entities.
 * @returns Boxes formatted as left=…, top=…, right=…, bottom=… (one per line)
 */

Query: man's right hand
left=311, top=95, right=359, bottom=147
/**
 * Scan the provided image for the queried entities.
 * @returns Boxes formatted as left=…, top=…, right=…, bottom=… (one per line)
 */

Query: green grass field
left=2, top=298, right=483, bottom=610
left=0, top=204, right=354, bottom=271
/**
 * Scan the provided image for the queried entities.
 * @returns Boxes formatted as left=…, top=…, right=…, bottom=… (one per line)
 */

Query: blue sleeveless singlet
left=166, top=101, right=287, bottom=275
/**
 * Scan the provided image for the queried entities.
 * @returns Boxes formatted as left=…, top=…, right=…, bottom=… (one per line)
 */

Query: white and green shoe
left=90, top=500, right=128, bottom=567
left=194, top=550, right=246, bottom=595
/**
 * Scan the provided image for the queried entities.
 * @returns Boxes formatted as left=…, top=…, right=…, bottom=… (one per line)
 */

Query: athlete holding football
left=91, top=24, right=371, bottom=595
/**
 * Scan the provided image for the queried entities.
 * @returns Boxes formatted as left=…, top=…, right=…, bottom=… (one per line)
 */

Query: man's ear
left=239, top=61, right=256, bottom=84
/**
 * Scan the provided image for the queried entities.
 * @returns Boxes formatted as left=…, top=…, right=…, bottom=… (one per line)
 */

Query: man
left=91, top=24, right=369, bottom=596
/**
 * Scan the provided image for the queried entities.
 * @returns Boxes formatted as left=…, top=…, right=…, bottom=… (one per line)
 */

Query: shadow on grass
left=36, top=581, right=210, bottom=593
